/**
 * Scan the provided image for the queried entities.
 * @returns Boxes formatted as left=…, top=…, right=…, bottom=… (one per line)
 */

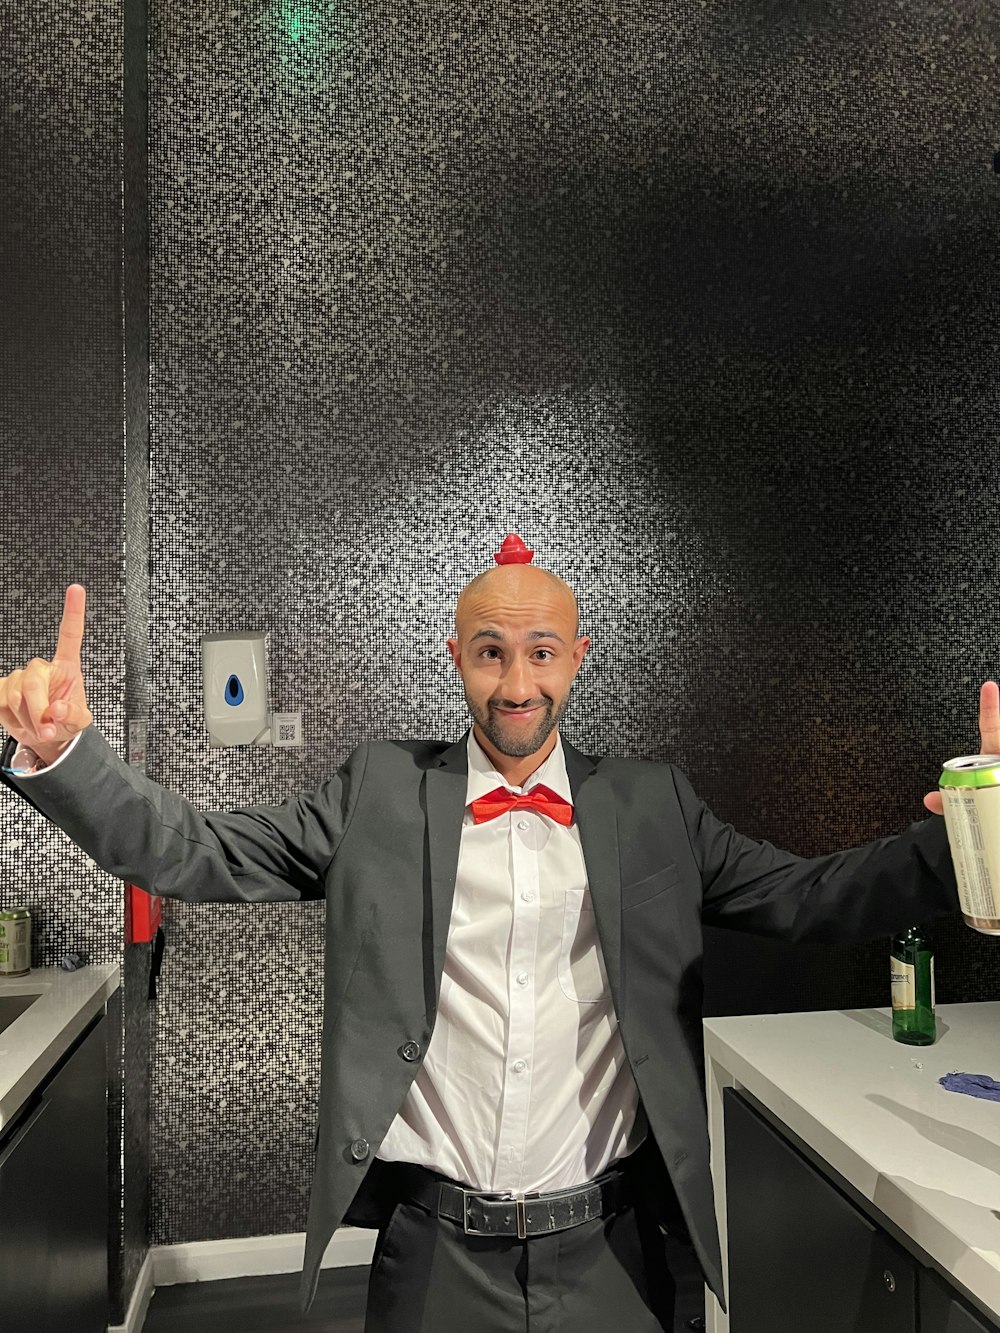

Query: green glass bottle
left=890, top=926, right=936, bottom=1045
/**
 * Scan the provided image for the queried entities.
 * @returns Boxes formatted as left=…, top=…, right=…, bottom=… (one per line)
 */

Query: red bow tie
left=470, top=784, right=575, bottom=827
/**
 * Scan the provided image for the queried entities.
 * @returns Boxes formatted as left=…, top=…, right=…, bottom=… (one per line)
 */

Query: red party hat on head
left=493, top=534, right=535, bottom=565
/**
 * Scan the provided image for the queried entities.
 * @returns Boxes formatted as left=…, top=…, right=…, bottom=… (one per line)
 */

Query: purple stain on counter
left=938, top=1072, right=1000, bottom=1102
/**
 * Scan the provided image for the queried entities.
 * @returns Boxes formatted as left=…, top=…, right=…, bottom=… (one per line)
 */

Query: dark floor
left=142, top=1266, right=370, bottom=1333
left=142, top=1236, right=706, bottom=1331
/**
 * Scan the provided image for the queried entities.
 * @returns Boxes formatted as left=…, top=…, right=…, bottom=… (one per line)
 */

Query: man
left=0, top=539, right=974, bottom=1332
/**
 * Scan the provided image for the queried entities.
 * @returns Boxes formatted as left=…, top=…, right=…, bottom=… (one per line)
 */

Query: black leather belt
left=401, top=1165, right=633, bottom=1240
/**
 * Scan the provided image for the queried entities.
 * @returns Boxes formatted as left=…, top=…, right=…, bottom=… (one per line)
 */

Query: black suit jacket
left=1, top=726, right=959, bottom=1311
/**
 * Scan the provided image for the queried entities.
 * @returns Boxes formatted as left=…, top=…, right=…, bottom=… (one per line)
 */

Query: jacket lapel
left=423, top=737, right=469, bottom=998
left=563, top=739, right=624, bottom=1012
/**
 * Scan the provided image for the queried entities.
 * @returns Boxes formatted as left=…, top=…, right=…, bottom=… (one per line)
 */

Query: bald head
left=454, top=564, right=579, bottom=638
left=447, top=562, right=589, bottom=774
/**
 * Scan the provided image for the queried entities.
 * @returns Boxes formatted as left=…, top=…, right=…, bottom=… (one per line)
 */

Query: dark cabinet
left=0, top=1014, right=108, bottom=1333
left=723, top=1089, right=1000, bottom=1333
left=725, top=1087, right=917, bottom=1331
left=922, top=1269, right=1000, bottom=1333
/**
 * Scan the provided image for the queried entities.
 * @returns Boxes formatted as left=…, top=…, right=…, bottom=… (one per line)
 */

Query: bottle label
left=891, top=958, right=915, bottom=1010
left=890, top=955, right=935, bottom=1010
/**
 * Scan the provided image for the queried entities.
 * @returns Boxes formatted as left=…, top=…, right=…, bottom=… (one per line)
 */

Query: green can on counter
left=0, top=907, right=31, bottom=976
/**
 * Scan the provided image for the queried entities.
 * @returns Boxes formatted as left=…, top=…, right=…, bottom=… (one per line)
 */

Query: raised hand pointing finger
left=978, top=680, right=1000, bottom=756
left=44, top=583, right=92, bottom=741
left=923, top=679, right=1000, bottom=816
left=0, top=583, right=93, bottom=763
left=54, top=583, right=87, bottom=666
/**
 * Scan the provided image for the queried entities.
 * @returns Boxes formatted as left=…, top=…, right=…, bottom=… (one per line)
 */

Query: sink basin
left=0, top=992, right=41, bottom=1036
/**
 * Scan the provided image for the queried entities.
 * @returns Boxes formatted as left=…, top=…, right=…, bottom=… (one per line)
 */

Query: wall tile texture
left=0, top=0, right=152, bottom=1317
left=138, top=0, right=1000, bottom=1243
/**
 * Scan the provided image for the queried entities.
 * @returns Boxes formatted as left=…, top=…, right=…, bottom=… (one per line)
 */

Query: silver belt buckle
left=460, top=1188, right=495, bottom=1236
left=462, top=1189, right=528, bottom=1239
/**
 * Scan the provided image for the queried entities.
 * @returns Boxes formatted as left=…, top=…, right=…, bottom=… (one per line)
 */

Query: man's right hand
left=0, top=585, right=93, bottom=767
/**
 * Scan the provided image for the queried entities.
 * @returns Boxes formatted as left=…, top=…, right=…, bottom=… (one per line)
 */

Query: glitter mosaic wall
left=143, top=0, right=1000, bottom=1245
left=1, top=0, right=126, bottom=934
left=0, top=1, right=150, bottom=1318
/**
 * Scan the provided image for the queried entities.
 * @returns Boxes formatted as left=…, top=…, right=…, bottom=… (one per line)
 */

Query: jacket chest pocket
left=622, top=863, right=680, bottom=911
left=558, top=888, right=608, bottom=1004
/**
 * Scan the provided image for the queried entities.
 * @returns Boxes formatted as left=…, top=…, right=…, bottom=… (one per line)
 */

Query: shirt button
left=349, top=1138, right=370, bottom=1162
left=520, top=891, right=535, bottom=904
left=517, top=819, right=530, bottom=831
left=400, top=1041, right=421, bottom=1062
left=516, top=972, right=529, bottom=987
left=512, top=1059, right=527, bottom=1074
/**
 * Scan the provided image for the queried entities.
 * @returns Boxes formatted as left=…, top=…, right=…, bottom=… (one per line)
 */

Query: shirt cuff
left=3, top=733, right=82, bottom=777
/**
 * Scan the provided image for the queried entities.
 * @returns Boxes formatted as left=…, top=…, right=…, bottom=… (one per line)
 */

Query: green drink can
left=939, top=754, right=1000, bottom=936
left=0, top=907, right=31, bottom=977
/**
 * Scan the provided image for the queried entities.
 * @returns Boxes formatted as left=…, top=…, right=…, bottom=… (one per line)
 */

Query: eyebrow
left=469, top=628, right=567, bottom=644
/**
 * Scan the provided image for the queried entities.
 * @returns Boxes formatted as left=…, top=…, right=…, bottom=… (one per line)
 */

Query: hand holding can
left=940, top=755, right=1000, bottom=935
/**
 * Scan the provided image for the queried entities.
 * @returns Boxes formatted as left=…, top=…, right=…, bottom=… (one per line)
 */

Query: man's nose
left=500, top=656, right=534, bottom=703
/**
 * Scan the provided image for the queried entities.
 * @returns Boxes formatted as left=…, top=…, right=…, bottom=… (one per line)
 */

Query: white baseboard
left=107, top=1228, right=376, bottom=1332
left=151, top=1226, right=377, bottom=1285
left=107, top=1249, right=154, bottom=1333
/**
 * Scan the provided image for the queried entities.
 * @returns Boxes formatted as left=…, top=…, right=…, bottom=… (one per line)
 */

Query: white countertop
left=703, top=1002, right=1000, bottom=1326
left=0, top=964, right=120, bottom=1131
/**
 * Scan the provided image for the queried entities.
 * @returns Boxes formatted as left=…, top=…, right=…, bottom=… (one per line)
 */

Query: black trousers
left=363, top=1190, right=677, bottom=1333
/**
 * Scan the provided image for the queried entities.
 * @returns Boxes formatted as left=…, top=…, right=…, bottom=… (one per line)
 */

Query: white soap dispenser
left=201, top=632, right=271, bottom=746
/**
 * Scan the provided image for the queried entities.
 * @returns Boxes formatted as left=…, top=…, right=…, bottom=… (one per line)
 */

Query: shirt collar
left=465, top=728, right=574, bottom=806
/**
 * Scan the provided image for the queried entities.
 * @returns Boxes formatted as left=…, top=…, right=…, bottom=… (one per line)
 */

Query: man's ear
left=572, top=636, right=591, bottom=672
left=446, top=637, right=460, bottom=668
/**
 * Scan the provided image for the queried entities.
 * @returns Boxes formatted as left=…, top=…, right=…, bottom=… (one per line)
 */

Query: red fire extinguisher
left=126, top=884, right=166, bottom=999
left=125, top=883, right=162, bottom=944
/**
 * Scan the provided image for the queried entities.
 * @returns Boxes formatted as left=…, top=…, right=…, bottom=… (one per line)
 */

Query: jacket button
left=400, top=1041, right=421, bottom=1062
left=350, top=1138, right=370, bottom=1162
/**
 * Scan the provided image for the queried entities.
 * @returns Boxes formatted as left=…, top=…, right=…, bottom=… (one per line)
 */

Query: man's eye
left=534, top=650, right=553, bottom=661
left=481, top=648, right=501, bottom=659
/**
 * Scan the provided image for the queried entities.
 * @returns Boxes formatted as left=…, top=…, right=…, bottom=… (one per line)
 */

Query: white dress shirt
left=5, top=735, right=81, bottom=777
left=378, top=730, right=643, bottom=1192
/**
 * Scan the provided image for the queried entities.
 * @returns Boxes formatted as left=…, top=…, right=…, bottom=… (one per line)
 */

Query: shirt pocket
left=558, top=887, right=608, bottom=1004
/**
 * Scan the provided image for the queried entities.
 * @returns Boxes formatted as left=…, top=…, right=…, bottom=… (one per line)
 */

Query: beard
left=465, top=690, right=568, bottom=757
